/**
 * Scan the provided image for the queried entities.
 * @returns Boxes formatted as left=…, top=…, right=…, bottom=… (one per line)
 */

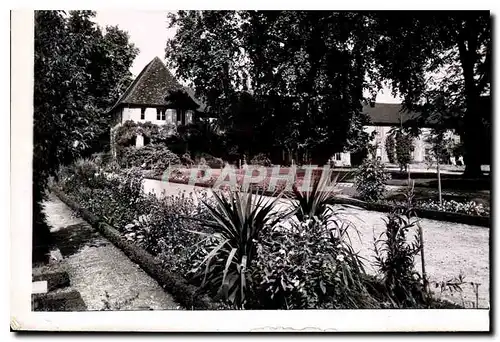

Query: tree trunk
left=457, top=22, right=483, bottom=178
left=437, top=157, right=442, bottom=206
left=462, top=104, right=483, bottom=178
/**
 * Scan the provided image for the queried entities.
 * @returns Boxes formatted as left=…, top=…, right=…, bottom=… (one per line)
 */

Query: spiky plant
left=373, top=212, right=424, bottom=307
left=191, top=189, right=290, bottom=308
left=290, top=169, right=340, bottom=221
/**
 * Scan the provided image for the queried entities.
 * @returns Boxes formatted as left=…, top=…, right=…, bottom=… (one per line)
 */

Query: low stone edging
left=51, top=187, right=219, bottom=310
left=146, top=176, right=490, bottom=227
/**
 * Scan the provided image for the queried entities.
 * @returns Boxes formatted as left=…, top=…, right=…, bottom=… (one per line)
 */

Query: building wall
left=121, top=107, right=194, bottom=126
left=110, top=105, right=196, bottom=157
left=364, top=126, right=457, bottom=164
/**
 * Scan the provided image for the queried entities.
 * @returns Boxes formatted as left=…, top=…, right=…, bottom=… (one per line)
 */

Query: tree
left=394, top=130, right=414, bottom=172
left=387, top=127, right=414, bottom=172
left=165, top=11, right=381, bottom=164
left=33, top=10, right=138, bottom=261
left=424, top=128, right=455, bottom=205
left=385, top=134, right=396, bottom=164
left=373, top=12, right=491, bottom=177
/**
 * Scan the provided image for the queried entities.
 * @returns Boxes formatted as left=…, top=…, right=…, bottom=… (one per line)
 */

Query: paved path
left=143, top=179, right=490, bottom=308
left=42, top=193, right=181, bottom=311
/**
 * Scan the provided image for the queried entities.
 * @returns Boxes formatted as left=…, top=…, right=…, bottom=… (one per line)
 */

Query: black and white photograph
left=9, top=7, right=492, bottom=332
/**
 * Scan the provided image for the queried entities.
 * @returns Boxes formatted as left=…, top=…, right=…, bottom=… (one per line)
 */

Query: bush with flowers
left=247, top=215, right=377, bottom=309
left=417, top=199, right=489, bottom=217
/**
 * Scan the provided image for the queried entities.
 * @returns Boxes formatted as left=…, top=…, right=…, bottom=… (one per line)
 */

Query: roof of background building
left=361, top=102, right=421, bottom=126
left=109, top=56, right=204, bottom=112
left=363, top=95, right=490, bottom=127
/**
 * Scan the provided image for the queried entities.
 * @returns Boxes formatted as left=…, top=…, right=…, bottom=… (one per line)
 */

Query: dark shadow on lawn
left=51, top=223, right=107, bottom=257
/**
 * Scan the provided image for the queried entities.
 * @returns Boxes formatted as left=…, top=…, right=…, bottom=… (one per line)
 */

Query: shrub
left=354, top=158, right=391, bottom=202
left=115, top=120, right=171, bottom=149
left=394, top=131, right=414, bottom=171
left=124, top=190, right=212, bottom=275
left=197, top=153, right=224, bottom=169
left=373, top=212, right=425, bottom=307
left=61, top=157, right=101, bottom=193
left=115, top=120, right=139, bottom=150
left=250, top=153, right=272, bottom=167
left=249, top=215, right=376, bottom=309
left=188, top=189, right=286, bottom=308
left=59, top=164, right=145, bottom=231
left=385, top=135, right=396, bottom=164
left=118, top=144, right=181, bottom=171
left=181, top=152, right=195, bottom=167
left=417, top=199, right=489, bottom=217
left=207, top=157, right=224, bottom=169
left=91, top=152, right=112, bottom=167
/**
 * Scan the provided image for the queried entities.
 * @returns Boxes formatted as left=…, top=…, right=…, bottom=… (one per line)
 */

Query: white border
left=10, top=8, right=492, bottom=332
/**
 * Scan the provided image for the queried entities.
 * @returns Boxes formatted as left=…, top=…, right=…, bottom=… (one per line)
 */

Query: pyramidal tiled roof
left=109, top=56, right=204, bottom=112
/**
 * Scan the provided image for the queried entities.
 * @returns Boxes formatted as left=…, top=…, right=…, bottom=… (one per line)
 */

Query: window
left=166, top=109, right=175, bottom=123
left=161, top=109, right=166, bottom=121
left=156, top=108, right=161, bottom=120
left=334, top=153, right=341, bottom=161
left=140, top=108, right=146, bottom=120
left=186, top=110, right=194, bottom=124
left=177, top=110, right=181, bottom=123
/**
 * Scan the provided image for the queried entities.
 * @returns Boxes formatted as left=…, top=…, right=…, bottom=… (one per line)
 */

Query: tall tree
left=165, top=11, right=380, bottom=164
left=373, top=11, right=491, bottom=177
left=33, top=10, right=138, bottom=261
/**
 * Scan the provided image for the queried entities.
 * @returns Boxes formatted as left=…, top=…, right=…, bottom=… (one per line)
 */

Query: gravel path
left=42, top=193, right=181, bottom=311
left=143, top=180, right=490, bottom=308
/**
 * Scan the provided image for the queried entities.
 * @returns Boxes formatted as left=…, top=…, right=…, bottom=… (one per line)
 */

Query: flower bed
left=145, top=167, right=490, bottom=227
left=55, top=159, right=463, bottom=309
left=416, top=199, right=489, bottom=217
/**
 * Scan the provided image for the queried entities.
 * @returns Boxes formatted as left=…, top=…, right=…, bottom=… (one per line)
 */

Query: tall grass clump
left=189, top=189, right=289, bottom=308
left=290, top=169, right=340, bottom=221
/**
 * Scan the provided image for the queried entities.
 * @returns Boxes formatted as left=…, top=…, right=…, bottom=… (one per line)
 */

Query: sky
left=94, top=10, right=401, bottom=103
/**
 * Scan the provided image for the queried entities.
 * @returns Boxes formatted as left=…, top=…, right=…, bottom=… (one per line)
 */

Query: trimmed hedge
left=52, top=188, right=219, bottom=310
left=144, top=175, right=490, bottom=227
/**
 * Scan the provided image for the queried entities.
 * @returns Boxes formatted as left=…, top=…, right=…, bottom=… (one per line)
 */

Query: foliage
left=291, top=170, right=340, bottom=221
left=385, top=135, right=396, bottom=164
left=354, top=158, right=391, bottom=202
left=181, top=152, right=195, bottom=166
left=417, top=199, right=489, bottom=217
left=59, top=162, right=145, bottom=230
left=124, top=191, right=213, bottom=275
left=423, top=128, right=455, bottom=164
left=373, top=12, right=491, bottom=176
left=188, top=189, right=287, bottom=308
left=176, top=121, right=227, bottom=158
left=249, top=215, right=375, bottom=309
left=58, top=157, right=464, bottom=309
left=114, top=120, right=175, bottom=156
left=196, top=153, right=224, bottom=169
left=34, top=10, right=138, bottom=258
left=118, top=144, right=181, bottom=171
left=373, top=212, right=426, bottom=307
left=250, top=153, right=272, bottom=167
left=392, top=129, right=414, bottom=171
left=165, top=11, right=379, bottom=163
left=58, top=158, right=213, bottom=276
